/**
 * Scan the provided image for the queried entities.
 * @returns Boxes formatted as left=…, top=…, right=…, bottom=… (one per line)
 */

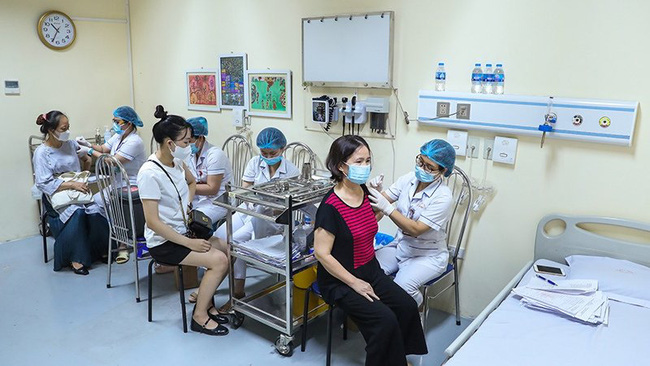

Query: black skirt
left=148, top=241, right=191, bottom=265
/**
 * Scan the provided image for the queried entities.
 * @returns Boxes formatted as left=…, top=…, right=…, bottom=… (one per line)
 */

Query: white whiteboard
left=302, top=12, right=394, bottom=88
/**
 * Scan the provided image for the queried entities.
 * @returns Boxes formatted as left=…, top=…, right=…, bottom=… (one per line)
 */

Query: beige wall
left=129, top=0, right=649, bottom=316
left=4, top=0, right=648, bottom=317
left=1, top=0, right=132, bottom=241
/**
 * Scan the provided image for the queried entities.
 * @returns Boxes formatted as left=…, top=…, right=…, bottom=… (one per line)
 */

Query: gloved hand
left=368, top=174, right=384, bottom=192
left=77, top=145, right=91, bottom=158
left=76, top=136, right=91, bottom=147
left=368, top=187, right=394, bottom=216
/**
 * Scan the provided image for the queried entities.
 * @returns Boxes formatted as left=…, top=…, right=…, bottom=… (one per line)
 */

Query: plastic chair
left=95, top=154, right=145, bottom=302
left=222, top=134, right=253, bottom=188
left=420, top=166, right=472, bottom=327
left=147, top=260, right=188, bottom=333
left=300, top=281, right=347, bottom=366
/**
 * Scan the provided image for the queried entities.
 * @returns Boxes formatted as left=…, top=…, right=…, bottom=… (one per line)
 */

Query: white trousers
left=375, top=243, right=449, bottom=306
left=215, top=211, right=253, bottom=280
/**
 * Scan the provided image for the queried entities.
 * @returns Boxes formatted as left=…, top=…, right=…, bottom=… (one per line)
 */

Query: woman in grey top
left=32, top=110, right=109, bottom=275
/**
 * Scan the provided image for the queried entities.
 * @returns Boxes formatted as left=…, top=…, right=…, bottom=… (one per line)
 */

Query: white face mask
left=170, top=142, right=192, bottom=161
left=54, top=131, right=70, bottom=142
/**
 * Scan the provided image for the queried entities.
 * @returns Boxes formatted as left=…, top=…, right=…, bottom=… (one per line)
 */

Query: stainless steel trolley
left=214, top=173, right=334, bottom=356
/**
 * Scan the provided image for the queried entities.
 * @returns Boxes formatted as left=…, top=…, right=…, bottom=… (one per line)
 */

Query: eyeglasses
left=112, top=118, right=127, bottom=127
left=415, top=155, right=441, bottom=174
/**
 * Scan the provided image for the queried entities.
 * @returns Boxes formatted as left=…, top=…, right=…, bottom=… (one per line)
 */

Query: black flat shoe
left=72, top=266, right=89, bottom=275
left=190, top=318, right=229, bottom=336
left=208, top=307, right=229, bottom=324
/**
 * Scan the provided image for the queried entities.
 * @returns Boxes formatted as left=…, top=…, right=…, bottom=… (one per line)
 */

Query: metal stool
left=300, top=281, right=347, bottom=366
left=147, top=259, right=188, bottom=333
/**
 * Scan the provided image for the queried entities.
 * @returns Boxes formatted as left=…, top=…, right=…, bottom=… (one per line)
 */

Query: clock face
left=38, top=11, right=76, bottom=50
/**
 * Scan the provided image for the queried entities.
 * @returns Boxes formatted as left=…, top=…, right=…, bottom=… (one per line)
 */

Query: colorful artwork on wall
left=246, top=70, right=292, bottom=119
left=218, top=54, right=247, bottom=109
left=186, top=69, right=220, bottom=112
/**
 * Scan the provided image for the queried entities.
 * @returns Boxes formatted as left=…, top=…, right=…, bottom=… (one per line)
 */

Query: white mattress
left=446, top=259, right=650, bottom=366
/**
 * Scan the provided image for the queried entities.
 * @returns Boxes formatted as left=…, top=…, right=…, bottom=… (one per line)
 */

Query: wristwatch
left=87, top=148, right=94, bottom=156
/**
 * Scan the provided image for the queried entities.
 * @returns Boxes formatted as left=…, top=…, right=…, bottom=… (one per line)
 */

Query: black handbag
left=147, top=160, right=214, bottom=240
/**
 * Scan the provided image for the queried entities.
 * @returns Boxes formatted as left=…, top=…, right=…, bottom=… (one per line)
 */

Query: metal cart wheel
left=231, top=311, right=245, bottom=329
left=275, top=334, right=294, bottom=357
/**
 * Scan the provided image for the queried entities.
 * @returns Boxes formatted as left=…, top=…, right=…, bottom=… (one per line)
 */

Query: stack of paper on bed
left=233, top=235, right=301, bottom=267
left=511, top=278, right=610, bottom=325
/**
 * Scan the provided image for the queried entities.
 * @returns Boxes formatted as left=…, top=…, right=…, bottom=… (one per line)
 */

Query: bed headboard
left=535, top=214, right=650, bottom=268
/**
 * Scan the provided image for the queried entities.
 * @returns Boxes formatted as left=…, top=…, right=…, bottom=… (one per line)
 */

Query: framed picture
left=218, top=53, right=248, bottom=109
left=246, top=69, right=292, bottom=119
left=185, top=69, right=221, bottom=112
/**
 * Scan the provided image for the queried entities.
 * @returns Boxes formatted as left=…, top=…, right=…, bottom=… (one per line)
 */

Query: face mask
left=54, top=131, right=70, bottom=142
left=170, top=142, right=192, bottom=161
left=190, top=143, right=200, bottom=155
left=344, top=163, right=371, bottom=185
left=414, top=165, right=438, bottom=183
left=113, top=122, right=125, bottom=135
left=262, top=156, right=282, bottom=166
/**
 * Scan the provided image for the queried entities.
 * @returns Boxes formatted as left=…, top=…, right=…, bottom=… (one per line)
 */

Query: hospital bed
left=443, top=214, right=650, bottom=366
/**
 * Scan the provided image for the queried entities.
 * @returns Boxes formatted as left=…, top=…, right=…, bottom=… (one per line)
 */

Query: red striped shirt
left=325, top=192, right=378, bottom=268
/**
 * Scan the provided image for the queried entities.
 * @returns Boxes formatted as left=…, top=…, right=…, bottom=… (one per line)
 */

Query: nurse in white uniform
left=186, top=116, right=233, bottom=224
left=77, top=106, right=147, bottom=264
left=213, top=127, right=299, bottom=312
left=369, top=139, right=456, bottom=306
left=76, top=106, right=147, bottom=182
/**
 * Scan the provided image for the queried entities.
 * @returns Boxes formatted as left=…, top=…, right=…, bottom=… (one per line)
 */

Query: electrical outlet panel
left=457, top=103, right=471, bottom=120
left=436, top=102, right=450, bottom=117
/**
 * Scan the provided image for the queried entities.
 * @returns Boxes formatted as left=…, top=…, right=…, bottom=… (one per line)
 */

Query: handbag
left=147, top=160, right=214, bottom=240
left=49, top=171, right=93, bottom=210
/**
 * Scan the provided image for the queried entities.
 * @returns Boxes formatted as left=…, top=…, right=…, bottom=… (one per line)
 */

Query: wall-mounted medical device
left=341, top=99, right=367, bottom=124
left=417, top=91, right=639, bottom=146
left=365, top=97, right=390, bottom=134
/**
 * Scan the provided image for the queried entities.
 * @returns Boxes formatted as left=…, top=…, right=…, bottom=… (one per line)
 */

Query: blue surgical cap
left=187, top=116, right=208, bottom=137
left=420, top=139, right=456, bottom=177
left=113, top=106, right=143, bottom=127
left=256, top=127, right=287, bottom=149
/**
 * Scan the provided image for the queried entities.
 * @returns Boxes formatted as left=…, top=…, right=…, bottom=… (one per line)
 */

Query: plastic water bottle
left=482, top=63, right=494, bottom=94
left=471, top=63, right=483, bottom=93
left=103, top=125, right=113, bottom=143
left=494, top=64, right=505, bottom=94
left=435, top=62, right=446, bottom=91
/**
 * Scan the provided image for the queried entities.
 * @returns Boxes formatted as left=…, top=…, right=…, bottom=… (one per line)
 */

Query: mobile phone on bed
left=533, top=264, right=566, bottom=277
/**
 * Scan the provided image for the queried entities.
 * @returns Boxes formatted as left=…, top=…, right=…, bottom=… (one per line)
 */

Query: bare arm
left=184, top=162, right=196, bottom=205
left=79, top=155, right=92, bottom=171
left=195, top=173, right=223, bottom=196
left=242, top=180, right=253, bottom=189
left=313, top=228, right=380, bottom=302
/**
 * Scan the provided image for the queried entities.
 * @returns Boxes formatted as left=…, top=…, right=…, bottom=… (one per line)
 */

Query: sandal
left=115, top=250, right=130, bottom=264
left=217, top=293, right=244, bottom=314
left=154, top=263, right=175, bottom=274
left=188, top=291, right=198, bottom=304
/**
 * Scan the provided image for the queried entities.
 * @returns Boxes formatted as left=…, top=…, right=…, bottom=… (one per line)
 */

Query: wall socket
left=467, top=136, right=480, bottom=158
left=457, top=103, right=471, bottom=119
left=483, top=138, right=494, bottom=160
left=436, top=101, right=450, bottom=117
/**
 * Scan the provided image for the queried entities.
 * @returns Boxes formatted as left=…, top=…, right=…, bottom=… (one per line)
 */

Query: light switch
left=446, top=130, right=468, bottom=156
left=492, top=136, right=518, bottom=164
left=4, top=80, right=19, bottom=95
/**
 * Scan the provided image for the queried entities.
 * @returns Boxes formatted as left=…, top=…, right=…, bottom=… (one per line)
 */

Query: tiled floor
left=0, top=235, right=469, bottom=365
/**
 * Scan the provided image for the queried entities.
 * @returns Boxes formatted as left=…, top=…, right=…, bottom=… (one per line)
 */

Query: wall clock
left=37, top=11, right=76, bottom=50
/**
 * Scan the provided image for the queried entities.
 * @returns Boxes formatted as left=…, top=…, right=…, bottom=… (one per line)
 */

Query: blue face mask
left=414, top=165, right=437, bottom=183
left=262, top=155, right=282, bottom=166
left=190, top=143, right=200, bottom=155
left=113, top=122, right=125, bottom=135
left=344, top=163, right=371, bottom=185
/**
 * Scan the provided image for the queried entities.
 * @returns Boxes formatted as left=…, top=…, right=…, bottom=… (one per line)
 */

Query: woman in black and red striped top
left=314, top=135, right=427, bottom=366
